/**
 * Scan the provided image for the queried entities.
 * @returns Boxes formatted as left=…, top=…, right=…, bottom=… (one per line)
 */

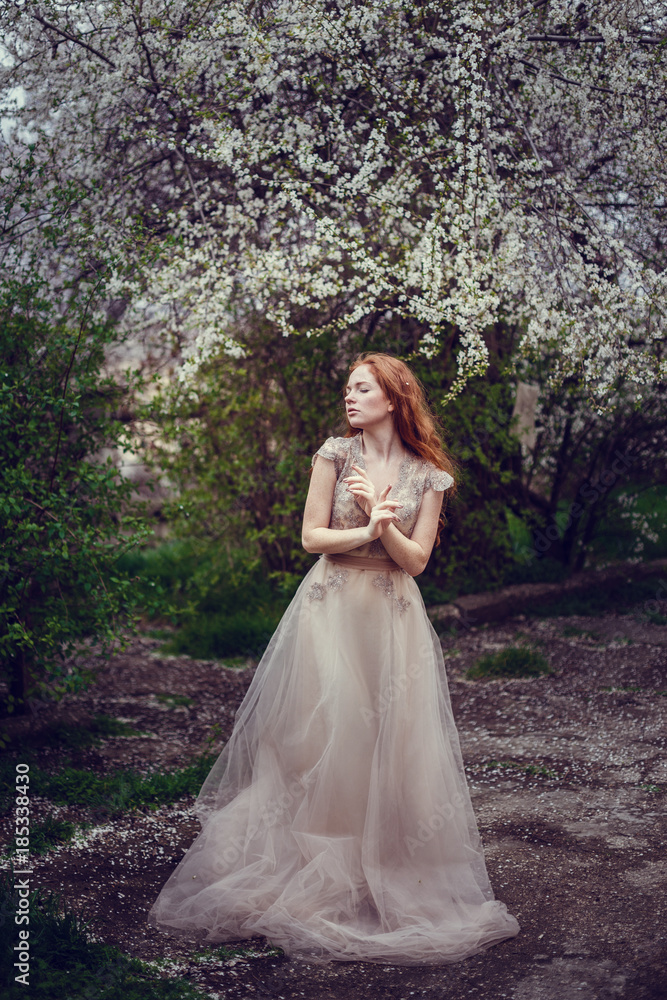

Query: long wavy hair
left=344, top=353, right=458, bottom=542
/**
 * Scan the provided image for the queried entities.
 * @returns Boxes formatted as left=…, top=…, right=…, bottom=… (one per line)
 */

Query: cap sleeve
left=426, top=467, right=454, bottom=492
left=311, top=436, right=341, bottom=468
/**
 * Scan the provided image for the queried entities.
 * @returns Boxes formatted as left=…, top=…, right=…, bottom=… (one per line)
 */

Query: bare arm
left=376, top=488, right=443, bottom=576
left=302, top=455, right=401, bottom=554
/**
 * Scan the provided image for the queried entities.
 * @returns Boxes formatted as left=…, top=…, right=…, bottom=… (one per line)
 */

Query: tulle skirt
left=147, top=554, right=520, bottom=965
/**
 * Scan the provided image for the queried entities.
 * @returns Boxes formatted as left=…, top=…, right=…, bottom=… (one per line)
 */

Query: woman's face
left=344, top=364, right=394, bottom=430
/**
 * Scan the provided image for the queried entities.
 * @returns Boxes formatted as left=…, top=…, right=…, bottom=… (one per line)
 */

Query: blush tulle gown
left=147, top=435, right=520, bottom=964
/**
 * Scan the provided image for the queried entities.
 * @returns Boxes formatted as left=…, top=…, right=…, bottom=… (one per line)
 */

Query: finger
left=373, top=509, right=401, bottom=521
left=350, top=465, right=372, bottom=480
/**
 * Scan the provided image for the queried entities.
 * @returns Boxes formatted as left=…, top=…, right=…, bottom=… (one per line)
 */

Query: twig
left=516, top=58, right=615, bottom=95
left=30, top=13, right=117, bottom=68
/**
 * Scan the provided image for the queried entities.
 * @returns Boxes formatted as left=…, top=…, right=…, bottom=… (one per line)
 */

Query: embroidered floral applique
left=373, top=573, right=395, bottom=598
left=327, top=568, right=349, bottom=592
left=307, top=583, right=327, bottom=602
left=307, top=568, right=350, bottom=602
left=372, top=573, right=411, bottom=614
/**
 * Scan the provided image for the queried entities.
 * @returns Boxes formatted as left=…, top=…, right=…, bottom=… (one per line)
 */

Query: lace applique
left=307, top=583, right=327, bottom=602
left=373, top=573, right=395, bottom=598
left=307, top=567, right=350, bottom=602
left=327, top=568, right=349, bottom=592
left=372, top=573, right=411, bottom=614
left=311, top=436, right=341, bottom=470
left=426, top=468, right=454, bottom=491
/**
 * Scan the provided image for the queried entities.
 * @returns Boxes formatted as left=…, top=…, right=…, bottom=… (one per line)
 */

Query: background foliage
left=1, top=1, right=666, bottom=681
left=0, top=276, right=156, bottom=714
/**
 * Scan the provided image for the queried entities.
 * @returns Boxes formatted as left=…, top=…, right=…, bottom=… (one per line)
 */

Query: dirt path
left=1, top=610, right=666, bottom=1000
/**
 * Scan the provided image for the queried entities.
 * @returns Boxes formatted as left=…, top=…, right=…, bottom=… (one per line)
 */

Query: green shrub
left=117, top=540, right=298, bottom=659
left=0, top=275, right=160, bottom=715
left=0, top=870, right=203, bottom=999
left=164, top=609, right=281, bottom=660
left=467, top=645, right=551, bottom=679
left=528, top=575, right=666, bottom=618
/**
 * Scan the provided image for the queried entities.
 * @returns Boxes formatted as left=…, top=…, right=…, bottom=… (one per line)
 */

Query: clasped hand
left=343, top=464, right=402, bottom=539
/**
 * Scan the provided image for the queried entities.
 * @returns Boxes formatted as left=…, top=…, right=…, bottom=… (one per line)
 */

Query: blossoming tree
left=1, top=0, right=665, bottom=399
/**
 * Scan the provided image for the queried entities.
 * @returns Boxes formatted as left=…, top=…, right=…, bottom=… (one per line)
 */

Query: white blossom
left=0, top=0, right=665, bottom=398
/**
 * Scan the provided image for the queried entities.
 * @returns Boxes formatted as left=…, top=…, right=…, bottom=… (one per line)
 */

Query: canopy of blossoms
left=1, top=0, right=665, bottom=398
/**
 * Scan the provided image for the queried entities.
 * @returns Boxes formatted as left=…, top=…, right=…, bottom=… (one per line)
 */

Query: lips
left=347, top=409, right=359, bottom=416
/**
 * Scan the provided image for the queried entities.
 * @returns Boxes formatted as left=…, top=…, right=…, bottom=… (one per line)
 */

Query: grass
left=466, top=645, right=551, bottom=680
left=599, top=685, right=667, bottom=696
left=192, top=943, right=284, bottom=962
left=0, top=870, right=205, bottom=1000
left=4, top=815, right=81, bottom=857
left=23, top=815, right=78, bottom=855
left=155, top=693, right=193, bottom=708
left=483, top=759, right=559, bottom=780
left=0, top=752, right=218, bottom=820
left=216, top=655, right=253, bottom=669
left=561, top=625, right=602, bottom=640
left=2, top=714, right=147, bottom=754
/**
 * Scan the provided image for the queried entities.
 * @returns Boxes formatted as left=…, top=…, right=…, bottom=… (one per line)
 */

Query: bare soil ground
left=1, top=608, right=666, bottom=1000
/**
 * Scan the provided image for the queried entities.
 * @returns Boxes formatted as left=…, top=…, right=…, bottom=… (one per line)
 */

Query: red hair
left=345, top=353, right=458, bottom=541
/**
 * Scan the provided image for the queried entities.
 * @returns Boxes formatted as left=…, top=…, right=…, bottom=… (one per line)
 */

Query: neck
left=359, top=423, right=405, bottom=463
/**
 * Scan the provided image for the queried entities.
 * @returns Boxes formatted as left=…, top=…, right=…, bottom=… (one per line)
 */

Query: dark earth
left=1, top=604, right=666, bottom=1000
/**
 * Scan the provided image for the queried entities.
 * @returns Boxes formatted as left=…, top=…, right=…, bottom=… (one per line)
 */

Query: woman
left=148, top=353, right=520, bottom=965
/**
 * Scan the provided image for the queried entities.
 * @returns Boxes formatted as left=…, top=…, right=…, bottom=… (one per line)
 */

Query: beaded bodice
left=311, top=434, right=454, bottom=559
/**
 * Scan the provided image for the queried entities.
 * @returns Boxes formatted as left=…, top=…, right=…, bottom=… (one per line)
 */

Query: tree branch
left=516, top=58, right=614, bottom=95
left=30, top=13, right=117, bottom=68
left=526, top=33, right=664, bottom=45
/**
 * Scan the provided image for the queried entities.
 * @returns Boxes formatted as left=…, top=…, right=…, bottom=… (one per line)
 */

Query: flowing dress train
left=147, top=435, right=520, bottom=964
